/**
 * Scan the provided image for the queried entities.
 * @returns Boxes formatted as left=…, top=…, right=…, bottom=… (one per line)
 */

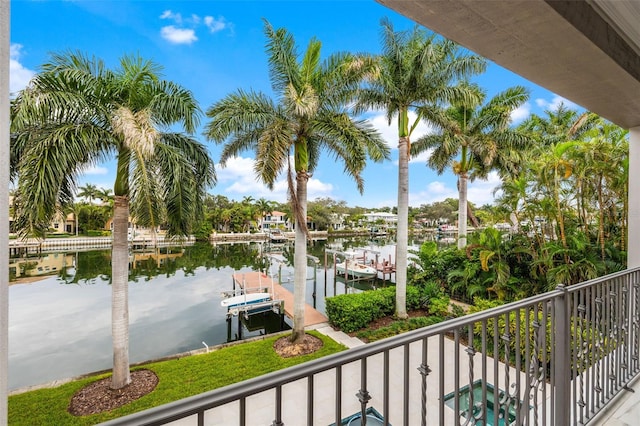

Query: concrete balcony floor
left=599, top=374, right=640, bottom=425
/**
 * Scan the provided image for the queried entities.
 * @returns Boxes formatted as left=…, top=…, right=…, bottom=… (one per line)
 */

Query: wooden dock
left=232, top=272, right=328, bottom=327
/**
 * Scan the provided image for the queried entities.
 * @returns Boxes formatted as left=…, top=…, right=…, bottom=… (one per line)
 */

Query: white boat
left=335, top=260, right=378, bottom=279
left=220, top=292, right=272, bottom=309
left=268, top=229, right=287, bottom=243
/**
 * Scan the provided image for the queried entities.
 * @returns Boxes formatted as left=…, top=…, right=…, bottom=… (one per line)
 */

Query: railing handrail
left=102, top=267, right=640, bottom=425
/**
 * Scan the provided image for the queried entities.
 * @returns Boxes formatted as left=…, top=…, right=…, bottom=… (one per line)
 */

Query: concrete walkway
left=166, top=335, right=547, bottom=426
left=597, top=374, right=640, bottom=425
left=311, top=323, right=365, bottom=349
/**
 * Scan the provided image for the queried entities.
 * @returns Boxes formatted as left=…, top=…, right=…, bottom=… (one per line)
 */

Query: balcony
left=102, top=268, right=640, bottom=425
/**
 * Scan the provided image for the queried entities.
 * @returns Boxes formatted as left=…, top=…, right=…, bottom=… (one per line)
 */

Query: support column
left=1, top=1, right=10, bottom=423
left=629, top=127, right=640, bottom=268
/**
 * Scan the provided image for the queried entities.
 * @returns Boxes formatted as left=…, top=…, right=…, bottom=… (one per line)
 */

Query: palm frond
left=263, top=19, right=300, bottom=94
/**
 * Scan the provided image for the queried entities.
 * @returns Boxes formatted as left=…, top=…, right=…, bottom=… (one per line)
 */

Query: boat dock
left=324, top=248, right=396, bottom=282
left=232, top=272, right=328, bottom=327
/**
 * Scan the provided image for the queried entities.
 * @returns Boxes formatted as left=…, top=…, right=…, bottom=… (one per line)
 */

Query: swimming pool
left=443, top=380, right=517, bottom=426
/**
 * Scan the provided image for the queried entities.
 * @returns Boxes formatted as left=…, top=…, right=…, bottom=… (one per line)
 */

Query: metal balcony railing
left=101, top=268, right=640, bottom=426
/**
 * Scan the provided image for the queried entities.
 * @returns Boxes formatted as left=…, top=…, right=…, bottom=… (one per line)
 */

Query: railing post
left=554, top=284, right=570, bottom=425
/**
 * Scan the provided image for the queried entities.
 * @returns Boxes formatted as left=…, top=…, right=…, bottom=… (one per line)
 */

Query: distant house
left=363, top=212, right=398, bottom=226
left=260, top=211, right=291, bottom=232
left=9, top=193, right=78, bottom=235
left=329, top=213, right=349, bottom=231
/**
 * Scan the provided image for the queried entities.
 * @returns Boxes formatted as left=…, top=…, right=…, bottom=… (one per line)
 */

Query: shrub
left=356, top=316, right=444, bottom=342
left=325, top=285, right=422, bottom=333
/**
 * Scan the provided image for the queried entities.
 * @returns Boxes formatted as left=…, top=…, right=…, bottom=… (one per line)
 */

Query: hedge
left=325, top=286, right=422, bottom=333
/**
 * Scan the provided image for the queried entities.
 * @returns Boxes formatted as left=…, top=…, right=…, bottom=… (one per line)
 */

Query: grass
left=8, top=331, right=346, bottom=426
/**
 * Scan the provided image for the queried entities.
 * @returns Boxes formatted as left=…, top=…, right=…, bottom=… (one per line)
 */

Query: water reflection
left=7, top=237, right=419, bottom=390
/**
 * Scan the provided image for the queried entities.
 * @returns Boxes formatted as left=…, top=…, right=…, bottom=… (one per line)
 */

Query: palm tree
left=255, top=197, right=275, bottom=230
left=96, top=187, right=114, bottom=205
left=412, top=84, right=530, bottom=249
left=77, top=183, right=98, bottom=204
left=356, top=19, right=485, bottom=317
left=205, top=21, right=389, bottom=343
left=10, top=52, right=215, bottom=389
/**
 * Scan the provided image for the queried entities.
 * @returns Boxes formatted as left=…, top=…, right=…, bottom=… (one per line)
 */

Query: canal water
left=8, top=237, right=426, bottom=390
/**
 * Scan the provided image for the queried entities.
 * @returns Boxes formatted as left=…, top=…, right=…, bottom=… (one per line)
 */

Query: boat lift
left=324, top=248, right=396, bottom=286
left=223, top=271, right=286, bottom=342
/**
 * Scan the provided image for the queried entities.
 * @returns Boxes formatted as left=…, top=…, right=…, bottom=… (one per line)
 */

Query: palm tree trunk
left=466, top=203, right=480, bottom=228
left=290, top=172, right=308, bottom=344
left=458, top=174, right=468, bottom=249
left=597, top=177, right=606, bottom=263
left=111, top=195, right=130, bottom=389
left=395, top=135, right=409, bottom=319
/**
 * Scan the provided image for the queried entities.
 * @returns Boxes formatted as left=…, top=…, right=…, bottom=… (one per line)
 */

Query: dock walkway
left=232, top=272, right=328, bottom=327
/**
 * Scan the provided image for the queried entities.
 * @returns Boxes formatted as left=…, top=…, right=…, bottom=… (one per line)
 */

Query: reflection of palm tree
left=11, top=52, right=216, bottom=389
left=356, top=19, right=485, bottom=317
left=205, top=21, right=389, bottom=343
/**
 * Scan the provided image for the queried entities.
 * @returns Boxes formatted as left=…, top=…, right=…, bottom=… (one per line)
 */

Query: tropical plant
left=96, top=187, right=114, bottom=204
left=77, top=183, right=98, bottom=204
left=204, top=21, right=389, bottom=343
left=356, top=18, right=485, bottom=317
left=10, top=52, right=216, bottom=389
left=412, top=84, right=531, bottom=249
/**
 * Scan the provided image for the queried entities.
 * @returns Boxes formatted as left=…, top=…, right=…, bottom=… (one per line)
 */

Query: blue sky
left=10, top=0, right=577, bottom=208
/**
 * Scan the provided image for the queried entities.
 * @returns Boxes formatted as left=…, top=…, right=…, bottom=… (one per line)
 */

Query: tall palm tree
left=10, top=52, right=215, bottom=389
left=356, top=19, right=485, bottom=317
left=205, top=21, right=389, bottom=343
left=96, top=187, right=114, bottom=205
left=77, top=183, right=98, bottom=204
left=412, top=84, right=530, bottom=249
left=520, top=106, right=597, bottom=252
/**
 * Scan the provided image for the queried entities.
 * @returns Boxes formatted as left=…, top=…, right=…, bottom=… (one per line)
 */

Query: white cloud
left=467, top=171, right=503, bottom=206
left=9, top=44, right=35, bottom=95
left=160, top=10, right=182, bottom=23
left=408, top=171, right=502, bottom=207
left=204, top=16, right=229, bottom=33
left=83, top=165, right=109, bottom=175
left=159, top=11, right=232, bottom=44
left=367, top=110, right=434, bottom=150
left=510, top=102, right=531, bottom=124
left=215, top=156, right=333, bottom=203
left=409, top=180, right=458, bottom=206
left=535, top=95, right=578, bottom=112
left=160, top=26, right=197, bottom=45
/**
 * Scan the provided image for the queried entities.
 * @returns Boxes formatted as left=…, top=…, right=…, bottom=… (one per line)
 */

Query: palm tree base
left=274, top=333, right=323, bottom=358
left=68, top=369, right=158, bottom=416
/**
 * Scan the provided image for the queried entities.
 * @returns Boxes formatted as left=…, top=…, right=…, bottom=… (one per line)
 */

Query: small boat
left=438, top=237, right=456, bottom=244
left=335, top=260, right=378, bottom=279
left=269, top=229, right=287, bottom=243
left=220, top=292, right=272, bottom=309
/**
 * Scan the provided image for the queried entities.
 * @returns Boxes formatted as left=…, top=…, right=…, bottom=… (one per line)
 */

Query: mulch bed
left=68, top=335, right=324, bottom=417
left=273, top=333, right=324, bottom=358
left=68, top=369, right=158, bottom=416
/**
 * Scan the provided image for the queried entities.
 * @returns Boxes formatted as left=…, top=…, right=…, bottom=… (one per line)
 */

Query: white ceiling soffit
left=375, top=0, right=640, bottom=128
left=589, top=0, right=640, bottom=57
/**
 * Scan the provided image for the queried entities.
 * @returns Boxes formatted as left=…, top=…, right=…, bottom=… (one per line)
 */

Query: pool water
left=443, top=380, right=516, bottom=426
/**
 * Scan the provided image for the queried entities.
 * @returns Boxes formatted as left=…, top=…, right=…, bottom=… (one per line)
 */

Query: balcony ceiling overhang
left=375, top=0, right=640, bottom=129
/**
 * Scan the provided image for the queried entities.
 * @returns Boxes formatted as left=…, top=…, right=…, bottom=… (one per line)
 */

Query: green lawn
left=9, top=331, right=346, bottom=425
